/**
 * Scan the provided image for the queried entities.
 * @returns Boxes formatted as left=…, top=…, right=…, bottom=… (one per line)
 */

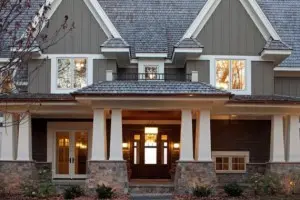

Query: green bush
left=96, top=184, right=114, bottom=199
left=224, top=182, right=243, bottom=197
left=63, top=185, right=84, bottom=200
left=248, top=173, right=282, bottom=196
left=192, top=185, right=212, bottom=197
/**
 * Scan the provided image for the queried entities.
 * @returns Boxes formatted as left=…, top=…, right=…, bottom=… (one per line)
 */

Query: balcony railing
left=113, top=73, right=192, bottom=81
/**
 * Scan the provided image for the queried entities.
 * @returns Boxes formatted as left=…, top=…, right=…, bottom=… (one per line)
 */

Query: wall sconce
left=122, top=143, right=129, bottom=149
left=173, top=143, right=180, bottom=150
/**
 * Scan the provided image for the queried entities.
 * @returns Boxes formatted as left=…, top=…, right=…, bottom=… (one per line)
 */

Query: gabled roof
left=174, top=38, right=204, bottom=48
left=73, top=81, right=230, bottom=96
left=101, top=38, right=130, bottom=48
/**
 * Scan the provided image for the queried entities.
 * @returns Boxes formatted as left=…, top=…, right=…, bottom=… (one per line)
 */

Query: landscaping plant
left=63, top=185, right=84, bottom=199
left=224, top=182, right=243, bottom=197
left=96, top=184, right=114, bottom=199
left=192, top=185, right=213, bottom=197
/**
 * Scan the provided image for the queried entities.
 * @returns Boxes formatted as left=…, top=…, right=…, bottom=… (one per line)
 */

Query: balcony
left=112, top=73, right=192, bottom=81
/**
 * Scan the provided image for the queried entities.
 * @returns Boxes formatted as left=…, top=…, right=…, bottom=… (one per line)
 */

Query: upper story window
left=216, top=60, right=246, bottom=91
left=0, top=69, right=14, bottom=94
left=145, top=66, right=158, bottom=80
left=57, top=58, right=87, bottom=90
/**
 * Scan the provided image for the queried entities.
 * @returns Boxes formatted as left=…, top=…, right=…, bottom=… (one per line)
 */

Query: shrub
left=21, top=180, right=40, bottom=198
left=281, top=171, right=300, bottom=195
left=192, top=185, right=212, bottom=197
left=248, top=172, right=282, bottom=196
left=63, top=185, right=84, bottom=200
left=96, top=184, right=114, bottom=199
left=224, top=182, right=243, bottom=197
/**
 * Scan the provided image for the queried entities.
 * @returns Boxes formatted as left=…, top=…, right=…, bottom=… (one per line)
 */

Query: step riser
left=129, top=186, right=174, bottom=194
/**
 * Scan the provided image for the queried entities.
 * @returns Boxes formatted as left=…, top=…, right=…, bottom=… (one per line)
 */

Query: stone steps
left=130, top=193, right=173, bottom=200
left=129, top=182, right=174, bottom=194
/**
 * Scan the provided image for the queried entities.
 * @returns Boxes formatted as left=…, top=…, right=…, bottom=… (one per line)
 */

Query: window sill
left=216, top=170, right=247, bottom=174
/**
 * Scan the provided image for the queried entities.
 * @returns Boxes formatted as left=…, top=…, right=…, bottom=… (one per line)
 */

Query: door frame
left=47, top=122, right=93, bottom=179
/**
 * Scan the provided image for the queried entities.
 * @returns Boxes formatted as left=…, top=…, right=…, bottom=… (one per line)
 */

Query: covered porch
left=1, top=91, right=300, bottom=193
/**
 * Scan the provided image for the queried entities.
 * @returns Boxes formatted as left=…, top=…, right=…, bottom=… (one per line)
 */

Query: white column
left=286, top=115, right=300, bottom=162
left=91, top=109, right=107, bottom=160
left=179, top=109, right=194, bottom=161
left=109, top=109, right=123, bottom=160
left=17, top=113, right=32, bottom=161
left=195, top=110, right=212, bottom=161
left=0, top=113, right=17, bottom=160
left=270, top=115, right=285, bottom=162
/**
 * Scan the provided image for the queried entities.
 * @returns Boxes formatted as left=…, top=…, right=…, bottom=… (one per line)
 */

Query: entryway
left=54, top=131, right=88, bottom=179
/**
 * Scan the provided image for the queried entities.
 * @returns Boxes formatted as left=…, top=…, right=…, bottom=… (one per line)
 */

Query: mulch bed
left=0, top=194, right=130, bottom=200
left=173, top=194, right=300, bottom=200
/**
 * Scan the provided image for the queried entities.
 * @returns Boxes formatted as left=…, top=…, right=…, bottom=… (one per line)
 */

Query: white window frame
left=138, top=60, right=164, bottom=80
left=206, top=55, right=252, bottom=95
left=212, top=151, right=250, bottom=173
left=50, top=55, right=94, bottom=93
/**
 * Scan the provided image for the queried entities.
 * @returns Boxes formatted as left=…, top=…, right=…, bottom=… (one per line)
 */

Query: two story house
left=0, top=0, right=300, bottom=194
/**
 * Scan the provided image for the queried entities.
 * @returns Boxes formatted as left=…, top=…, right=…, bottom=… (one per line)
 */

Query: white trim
left=208, top=56, right=252, bottom=95
left=198, top=55, right=266, bottom=61
left=47, top=122, right=92, bottom=179
left=50, top=56, right=94, bottom=93
left=261, top=50, right=292, bottom=57
left=38, top=54, right=106, bottom=59
left=239, top=0, right=280, bottom=40
left=136, top=53, right=168, bottom=58
left=101, top=47, right=130, bottom=53
left=182, top=0, right=221, bottom=39
left=0, top=58, right=9, bottom=63
left=174, top=48, right=203, bottom=53
left=183, top=0, right=281, bottom=41
left=212, top=151, right=250, bottom=174
left=83, top=0, right=121, bottom=38
left=274, top=67, right=300, bottom=72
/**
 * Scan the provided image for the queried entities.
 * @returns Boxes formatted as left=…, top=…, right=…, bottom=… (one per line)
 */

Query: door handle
left=69, top=158, right=72, bottom=163
left=72, top=157, right=75, bottom=163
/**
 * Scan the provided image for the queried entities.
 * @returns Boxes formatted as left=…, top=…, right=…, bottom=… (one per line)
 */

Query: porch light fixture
left=145, top=127, right=158, bottom=134
left=173, top=143, right=180, bottom=149
left=122, top=143, right=129, bottom=149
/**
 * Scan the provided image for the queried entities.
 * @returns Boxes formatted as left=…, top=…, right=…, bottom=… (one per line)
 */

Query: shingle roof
left=229, top=95, right=300, bottom=104
left=98, top=0, right=207, bottom=57
left=257, top=0, right=300, bottom=67
left=101, top=38, right=130, bottom=48
left=174, top=38, right=204, bottom=48
left=73, top=81, right=230, bottom=96
left=263, top=38, right=292, bottom=51
left=0, top=93, right=74, bottom=102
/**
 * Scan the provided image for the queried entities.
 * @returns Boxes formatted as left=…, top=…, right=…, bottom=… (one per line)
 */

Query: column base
left=86, top=161, right=129, bottom=194
left=174, top=161, right=217, bottom=194
left=0, top=161, right=38, bottom=193
left=266, top=162, right=300, bottom=174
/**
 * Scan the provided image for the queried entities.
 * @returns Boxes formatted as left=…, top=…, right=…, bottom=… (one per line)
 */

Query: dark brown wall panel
left=211, top=120, right=271, bottom=163
left=32, top=119, right=48, bottom=162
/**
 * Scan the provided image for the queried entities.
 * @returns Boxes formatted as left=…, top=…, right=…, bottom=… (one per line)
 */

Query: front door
left=131, top=131, right=170, bottom=179
left=54, top=131, right=88, bottom=179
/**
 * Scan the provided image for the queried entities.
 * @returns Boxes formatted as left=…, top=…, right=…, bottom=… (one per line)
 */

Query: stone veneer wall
left=0, top=161, right=38, bottom=193
left=174, top=161, right=217, bottom=194
left=216, top=163, right=266, bottom=185
left=86, top=161, right=129, bottom=194
left=266, top=163, right=300, bottom=174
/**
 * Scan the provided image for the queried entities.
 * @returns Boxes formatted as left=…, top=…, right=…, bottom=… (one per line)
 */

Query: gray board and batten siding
left=27, top=59, right=116, bottom=93
left=40, top=0, right=107, bottom=54
left=196, top=0, right=265, bottom=55
left=275, top=77, right=300, bottom=97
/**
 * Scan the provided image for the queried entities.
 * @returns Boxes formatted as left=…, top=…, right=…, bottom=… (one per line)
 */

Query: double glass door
left=55, top=131, right=88, bottom=179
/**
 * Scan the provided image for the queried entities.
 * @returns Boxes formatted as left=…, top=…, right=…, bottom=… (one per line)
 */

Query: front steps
left=129, top=179, right=174, bottom=199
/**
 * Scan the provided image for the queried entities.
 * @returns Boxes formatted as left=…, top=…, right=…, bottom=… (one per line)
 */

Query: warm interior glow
left=145, top=127, right=158, bottom=134
left=122, top=143, right=129, bottom=148
left=173, top=143, right=180, bottom=149
left=75, top=142, right=87, bottom=149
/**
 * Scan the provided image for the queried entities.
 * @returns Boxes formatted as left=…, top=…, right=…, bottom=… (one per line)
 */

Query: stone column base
left=0, top=161, right=37, bottom=193
left=86, top=161, right=128, bottom=194
left=266, top=162, right=300, bottom=174
left=174, top=161, right=217, bottom=194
